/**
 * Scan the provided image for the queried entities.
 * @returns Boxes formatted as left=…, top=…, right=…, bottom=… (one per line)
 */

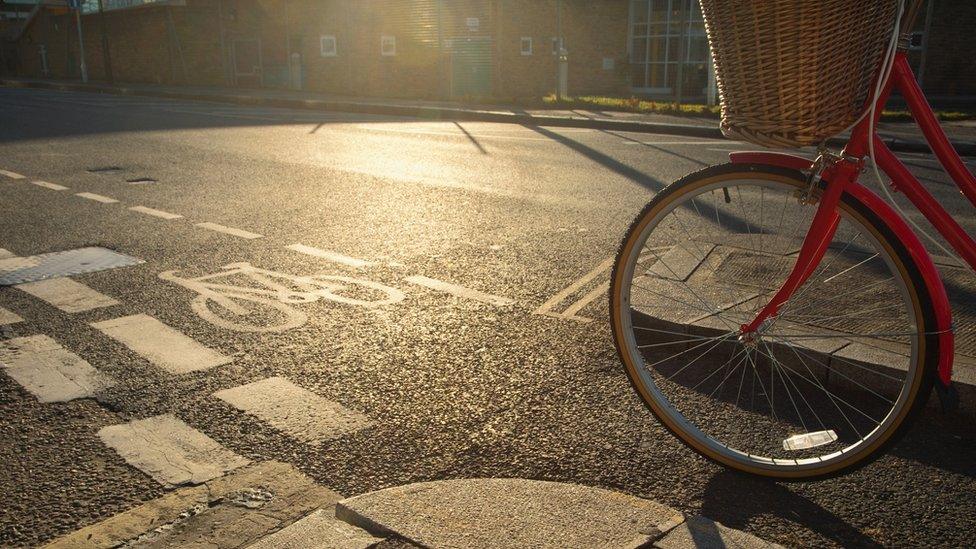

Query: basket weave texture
left=700, top=0, right=898, bottom=148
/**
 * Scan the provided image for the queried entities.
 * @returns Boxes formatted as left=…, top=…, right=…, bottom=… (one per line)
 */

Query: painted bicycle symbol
left=159, top=262, right=405, bottom=332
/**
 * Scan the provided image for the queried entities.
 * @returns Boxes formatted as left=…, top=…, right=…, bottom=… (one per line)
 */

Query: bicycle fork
left=740, top=156, right=861, bottom=337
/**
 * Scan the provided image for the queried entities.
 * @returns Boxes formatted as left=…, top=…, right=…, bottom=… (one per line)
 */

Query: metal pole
left=98, top=0, right=113, bottom=83
left=217, top=0, right=229, bottom=85
left=917, top=0, right=935, bottom=89
left=74, top=5, right=88, bottom=82
left=284, top=0, right=291, bottom=89
left=555, top=0, right=562, bottom=100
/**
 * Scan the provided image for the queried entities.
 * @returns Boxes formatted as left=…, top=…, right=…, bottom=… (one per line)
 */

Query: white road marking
left=214, top=377, right=372, bottom=443
left=129, top=205, right=183, bottom=220
left=98, top=414, right=249, bottom=487
left=75, top=192, right=119, bottom=204
left=91, top=313, right=233, bottom=374
left=0, top=335, right=115, bottom=402
left=405, top=275, right=515, bottom=306
left=286, top=243, right=371, bottom=268
left=31, top=180, right=68, bottom=191
left=16, top=277, right=120, bottom=313
left=0, top=306, right=23, bottom=325
left=533, top=257, right=615, bottom=323
left=0, top=169, right=26, bottom=179
left=195, top=222, right=263, bottom=240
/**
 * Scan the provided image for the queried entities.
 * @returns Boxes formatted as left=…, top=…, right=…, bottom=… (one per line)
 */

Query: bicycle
left=160, top=262, right=405, bottom=332
left=610, top=0, right=973, bottom=479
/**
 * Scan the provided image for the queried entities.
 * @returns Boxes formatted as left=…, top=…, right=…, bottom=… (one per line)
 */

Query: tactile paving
left=0, top=247, right=143, bottom=286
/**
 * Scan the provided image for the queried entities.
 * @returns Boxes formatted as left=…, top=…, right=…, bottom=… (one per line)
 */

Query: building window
left=381, top=35, right=396, bottom=56
left=320, top=35, right=337, bottom=57
left=628, top=0, right=708, bottom=95
left=551, top=37, right=563, bottom=55
left=520, top=37, right=533, bottom=56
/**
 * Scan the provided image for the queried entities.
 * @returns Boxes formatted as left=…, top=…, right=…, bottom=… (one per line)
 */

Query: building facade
left=3, top=0, right=974, bottom=104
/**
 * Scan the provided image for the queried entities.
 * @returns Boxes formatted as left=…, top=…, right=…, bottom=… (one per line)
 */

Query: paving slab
left=654, top=515, right=784, bottom=549
left=336, top=478, right=678, bottom=549
left=98, top=414, right=250, bottom=487
left=214, top=376, right=372, bottom=443
left=0, top=334, right=115, bottom=402
left=42, top=461, right=348, bottom=549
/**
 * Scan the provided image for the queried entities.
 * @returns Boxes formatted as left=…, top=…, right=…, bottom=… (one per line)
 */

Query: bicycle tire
left=610, top=163, right=938, bottom=480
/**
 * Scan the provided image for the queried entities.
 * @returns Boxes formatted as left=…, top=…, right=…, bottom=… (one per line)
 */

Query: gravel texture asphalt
left=1, top=86, right=975, bottom=548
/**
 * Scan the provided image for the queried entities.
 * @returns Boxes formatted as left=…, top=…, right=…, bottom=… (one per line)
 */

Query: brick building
left=2, top=0, right=974, bottom=104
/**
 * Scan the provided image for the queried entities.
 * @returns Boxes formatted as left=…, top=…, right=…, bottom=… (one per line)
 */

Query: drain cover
left=0, top=247, right=143, bottom=286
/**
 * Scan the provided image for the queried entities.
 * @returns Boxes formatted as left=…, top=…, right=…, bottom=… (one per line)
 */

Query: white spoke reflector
left=783, top=430, right=838, bottom=451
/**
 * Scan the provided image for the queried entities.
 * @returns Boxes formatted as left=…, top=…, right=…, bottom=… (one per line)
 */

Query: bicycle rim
left=611, top=166, right=931, bottom=478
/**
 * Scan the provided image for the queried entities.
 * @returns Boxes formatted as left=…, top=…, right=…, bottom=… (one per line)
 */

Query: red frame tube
left=731, top=52, right=971, bottom=386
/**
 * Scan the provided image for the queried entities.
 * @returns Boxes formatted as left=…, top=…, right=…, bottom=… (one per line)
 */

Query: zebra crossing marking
left=91, top=313, right=232, bottom=374
left=214, top=377, right=372, bottom=443
left=0, top=334, right=115, bottom=402
left=16, top=277, right=120, bottom=313
left=98, top=414, right=249, bottom=487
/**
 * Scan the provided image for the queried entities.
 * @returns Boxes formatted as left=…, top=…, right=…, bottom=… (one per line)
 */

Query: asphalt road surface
left=1, top=86, right=975, bottom=548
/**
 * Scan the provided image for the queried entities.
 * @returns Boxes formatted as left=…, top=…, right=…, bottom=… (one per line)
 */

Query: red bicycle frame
left=730, top=51, right=976, bottom=389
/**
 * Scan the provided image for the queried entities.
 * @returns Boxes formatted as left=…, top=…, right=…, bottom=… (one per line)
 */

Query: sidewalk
left=43, top=462, right=784, bottom=548
left=3, top=76, right=975, bottom=156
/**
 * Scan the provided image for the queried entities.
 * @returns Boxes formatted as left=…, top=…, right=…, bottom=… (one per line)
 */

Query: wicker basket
left=700, top=0, right=898, bottom=148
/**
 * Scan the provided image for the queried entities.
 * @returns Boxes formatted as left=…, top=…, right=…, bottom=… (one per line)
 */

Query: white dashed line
left=75, top=192, right=119, bottom=204
left=98, top=414, right=249, bottom=487
left=128, top=205, right=183, bottom=220
left=195, top=222, right=263, bottom=240
left=91, top=313, right=233, bottom=374
left=214, top=377, right=372, bottom=443
left=405, top=275, right=515, bottom=306
left=0, top=169, right=26, bottom=179
left=16, top=277, right=120, bottom=313
left=0, top=306, right=24, bottom=325
left=286, top=243, right=371, bottom=268
left=0, top=335, right=115, bottom=403
left=31, top=180, right=68, bottom=191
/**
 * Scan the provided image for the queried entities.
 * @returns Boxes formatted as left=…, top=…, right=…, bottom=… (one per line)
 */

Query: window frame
left=381, top=35, right=396, bottom=57
left=520, top=36, right=533, bottom=56
left=320, top=34, right=337, bottom=57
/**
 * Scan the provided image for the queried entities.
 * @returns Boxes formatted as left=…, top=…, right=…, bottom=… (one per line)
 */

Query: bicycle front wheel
left=611, top=163, right=937, bottom=479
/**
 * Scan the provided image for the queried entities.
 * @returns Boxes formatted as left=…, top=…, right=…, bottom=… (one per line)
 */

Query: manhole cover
left=0, top=247, right=143, bottom=286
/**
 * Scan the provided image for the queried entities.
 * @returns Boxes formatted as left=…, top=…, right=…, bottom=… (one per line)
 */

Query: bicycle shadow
left=699, top=470, right=883, bottom=548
